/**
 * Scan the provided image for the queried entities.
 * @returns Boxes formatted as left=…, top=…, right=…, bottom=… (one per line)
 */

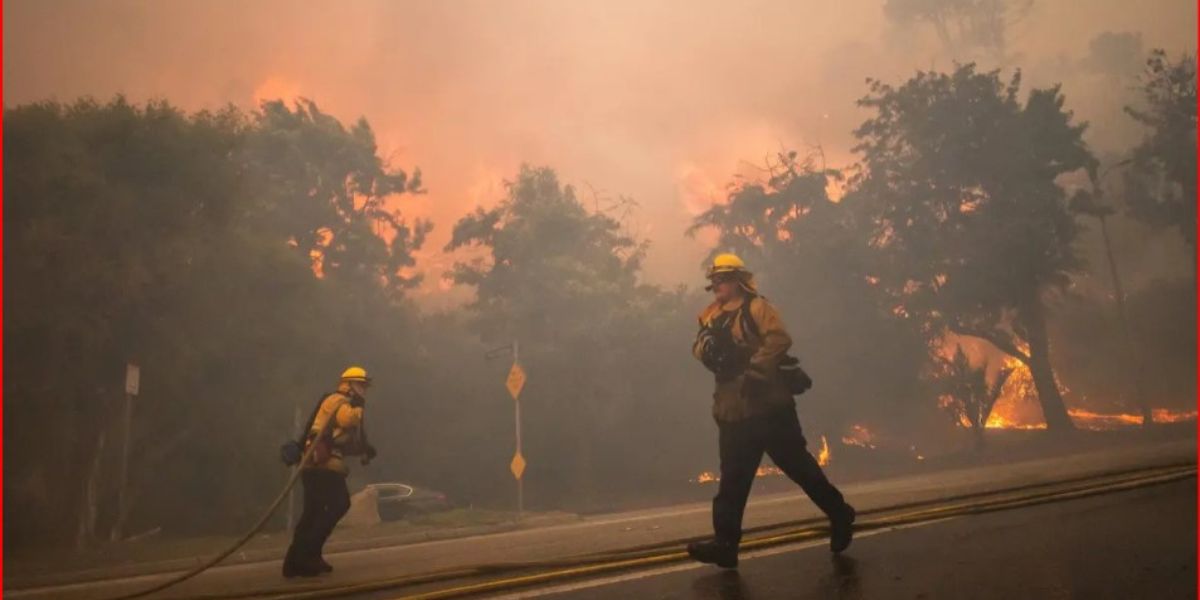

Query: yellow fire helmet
left=705, top=253, right=758, bottom=293
left=340, top=366, right=371, bottom=383
left=706, top=253, right=748, bottom=279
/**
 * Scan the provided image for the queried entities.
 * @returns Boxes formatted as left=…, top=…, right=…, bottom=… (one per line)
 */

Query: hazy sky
left=5, top=0, right=1195, bottom=306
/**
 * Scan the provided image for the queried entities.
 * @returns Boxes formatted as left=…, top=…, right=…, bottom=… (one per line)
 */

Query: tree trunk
left=1098, top=215, right=1151, bottom=426
left=1022, top=299, right=1074, bottom=431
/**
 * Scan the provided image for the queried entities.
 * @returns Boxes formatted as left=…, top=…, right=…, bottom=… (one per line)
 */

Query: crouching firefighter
left=687, top=254, right=855, bottom=568
left=282, top=366, right=378, bottom=578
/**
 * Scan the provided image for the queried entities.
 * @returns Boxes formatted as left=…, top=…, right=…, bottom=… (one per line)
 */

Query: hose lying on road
left=106, top=434, right=327, bottom=600
left=166, top=461, right=1195, bottom=600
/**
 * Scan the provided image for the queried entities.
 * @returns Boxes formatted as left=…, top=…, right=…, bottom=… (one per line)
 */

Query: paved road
left=520, top=478, right=1197, bottom=600
left=7, top=439, right=1194, bottom=600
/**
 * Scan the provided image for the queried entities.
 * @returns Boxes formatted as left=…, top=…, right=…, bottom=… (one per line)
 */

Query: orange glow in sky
left=5, top=0, right=1195, bottom=307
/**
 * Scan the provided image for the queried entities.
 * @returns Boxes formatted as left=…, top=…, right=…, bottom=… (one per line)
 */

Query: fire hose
left=107, top=421, right=333, bottom=600
left=120, top=460, right=1194, bottom=600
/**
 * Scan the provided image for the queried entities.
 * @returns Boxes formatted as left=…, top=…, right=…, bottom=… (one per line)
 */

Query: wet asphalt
left=536, top=478, right=1197, bottom=600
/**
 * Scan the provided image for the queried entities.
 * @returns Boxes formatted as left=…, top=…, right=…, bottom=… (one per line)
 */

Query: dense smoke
left=2, top=0, right=1195, bottom=553
left=5, top=0, right=1195, bottom=299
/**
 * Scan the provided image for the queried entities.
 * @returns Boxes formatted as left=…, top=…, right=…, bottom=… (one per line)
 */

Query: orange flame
left=692, top=434, right=833, bottom=484
left=817, top=435, right=832, bottom=467
left=1066, top=408, right=1142, bottom=430
left=980, top=357, right=1196, bottom=431
left=984, top=356, right=1045, bottom=429
left=1151, top=408, right=1198, bottom=423
left=841, top=424, right=876, bottom=449
left=252, top=76, right=303, bottom=106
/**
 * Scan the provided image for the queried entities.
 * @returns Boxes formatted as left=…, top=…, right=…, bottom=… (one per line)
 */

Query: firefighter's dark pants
left=713, top=405, right=847, bottom=545
left=285, top=468, right=350, bottom=566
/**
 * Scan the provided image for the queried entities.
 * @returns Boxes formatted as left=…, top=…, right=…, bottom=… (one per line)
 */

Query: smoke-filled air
left=3, top=1, right=1196, bottom=597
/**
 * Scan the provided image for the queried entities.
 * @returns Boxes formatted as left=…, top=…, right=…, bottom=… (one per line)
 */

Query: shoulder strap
left=738, top=295, right=762, bottom=340
left=298, top=392, right=339, bottom=443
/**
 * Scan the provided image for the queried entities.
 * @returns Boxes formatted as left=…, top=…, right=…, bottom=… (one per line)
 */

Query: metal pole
left=513, top=340, right=523, bottom=518
left=515, top=398, right=524, bottom=518
left=1089, top=166, right=1151, bottom=426
left=112, top=392, right=134, bottom=541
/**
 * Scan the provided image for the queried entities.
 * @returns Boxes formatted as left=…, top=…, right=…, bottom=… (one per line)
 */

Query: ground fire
left=941, top=342, right=1198, bottom=432
left=841, top=424, right=877, bottom=449
left=692, top=435, right=832, bottom=484
left=817, top=435, right=832, bottom=467
left=984, top=357, right=1196, bottom=430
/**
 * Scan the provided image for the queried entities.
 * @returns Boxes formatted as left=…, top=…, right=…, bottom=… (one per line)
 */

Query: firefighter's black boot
left=282, top=559, right=323, bottom=578
left=687, top=539, right=739, bottom=568
left=830, top=504, right=855, bottom=553
left=318, top=557, right=333, bottom=573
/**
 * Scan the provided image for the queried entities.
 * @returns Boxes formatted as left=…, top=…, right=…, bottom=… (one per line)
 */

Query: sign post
left=505, top=341, right=527, bottom=517
left=112, top=363, right=140, bottom=541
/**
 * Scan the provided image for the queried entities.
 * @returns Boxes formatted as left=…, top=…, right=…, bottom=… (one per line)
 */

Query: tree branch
left=947, top=322, right=1030, bottom=365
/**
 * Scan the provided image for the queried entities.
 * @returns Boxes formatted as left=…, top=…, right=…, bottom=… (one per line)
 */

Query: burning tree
left=245, top=99, right=430, bottom=297
left=935, top=345, right=1013, bottom=448
left=851, top=64, right=1098, bottom=431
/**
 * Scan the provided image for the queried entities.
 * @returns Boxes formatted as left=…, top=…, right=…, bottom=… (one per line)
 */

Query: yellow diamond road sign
left=506, top=362, right=526, bottom=400
left=510, top=451, right=526, bottom=480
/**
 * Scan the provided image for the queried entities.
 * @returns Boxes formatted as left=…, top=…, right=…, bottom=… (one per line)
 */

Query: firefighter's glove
left=697, top=330, right=716, bottom=359
left=701, top=326, right=744, bottom=377
left=699, top=335, right=724, bottom=374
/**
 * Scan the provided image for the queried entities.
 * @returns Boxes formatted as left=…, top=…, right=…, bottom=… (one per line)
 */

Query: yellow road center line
left=383, top=466, right=1194, bottom=600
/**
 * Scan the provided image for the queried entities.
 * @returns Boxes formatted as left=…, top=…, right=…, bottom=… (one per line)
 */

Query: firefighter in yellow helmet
left=688, top=253, right=855, bottom=568
left=283, top=366, right=377, bottom=578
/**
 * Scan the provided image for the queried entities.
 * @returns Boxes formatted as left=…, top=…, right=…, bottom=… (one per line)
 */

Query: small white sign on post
left=125, top=363, right=141, bottom=396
